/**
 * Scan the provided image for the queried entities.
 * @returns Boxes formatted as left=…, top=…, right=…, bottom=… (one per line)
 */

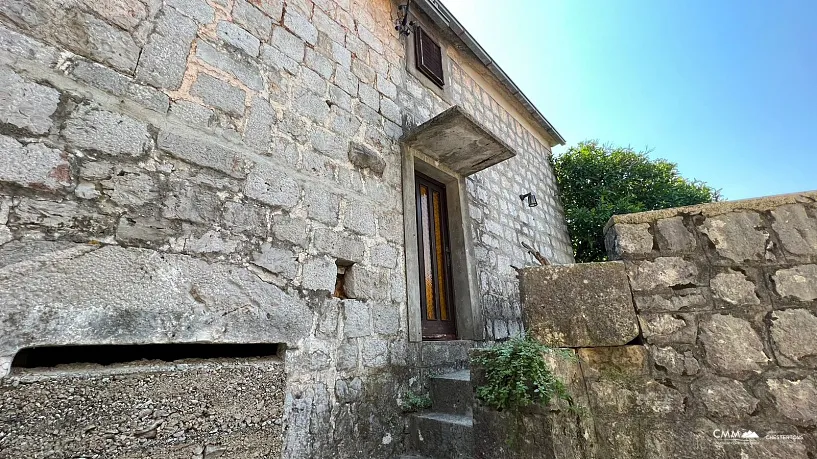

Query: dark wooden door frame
left=415, top=172, right=457, bottom=340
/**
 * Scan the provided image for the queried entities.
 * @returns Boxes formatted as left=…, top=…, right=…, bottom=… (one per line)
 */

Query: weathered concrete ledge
left=604, top=190, right=817, bottom=231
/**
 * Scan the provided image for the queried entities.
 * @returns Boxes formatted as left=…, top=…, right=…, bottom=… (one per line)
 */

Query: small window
left=415, top=27, right=445, bottom=88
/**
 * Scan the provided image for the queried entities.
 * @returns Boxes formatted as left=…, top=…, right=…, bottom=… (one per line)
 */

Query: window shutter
left=415, top=27, right=445, bottom=88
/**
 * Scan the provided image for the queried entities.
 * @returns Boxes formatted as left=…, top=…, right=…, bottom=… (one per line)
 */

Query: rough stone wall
left=499, top=191, right=817, bottom=458
left=602, top=190, right=817, bottom=457
left=0, top=0, right=570, bottom=457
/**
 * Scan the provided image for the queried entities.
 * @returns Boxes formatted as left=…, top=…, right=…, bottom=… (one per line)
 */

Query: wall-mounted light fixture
left=395, top=1, right=414, bottom=36
left=519, top=192, right=538, bottom=208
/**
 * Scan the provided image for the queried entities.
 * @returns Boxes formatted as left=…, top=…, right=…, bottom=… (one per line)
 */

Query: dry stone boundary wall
left=493, top=191, right=817, bottom=458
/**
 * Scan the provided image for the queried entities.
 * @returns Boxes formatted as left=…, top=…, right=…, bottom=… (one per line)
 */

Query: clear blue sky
left=441, top=0, right=816, bottom=200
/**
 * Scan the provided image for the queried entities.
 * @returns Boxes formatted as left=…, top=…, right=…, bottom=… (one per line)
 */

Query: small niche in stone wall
left=11, top=343, right=281, bottom=369
left=334, top=260, right=354, bottom=299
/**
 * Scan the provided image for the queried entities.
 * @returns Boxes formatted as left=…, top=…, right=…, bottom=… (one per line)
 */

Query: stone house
left=0, top=0, right=572, bottom=457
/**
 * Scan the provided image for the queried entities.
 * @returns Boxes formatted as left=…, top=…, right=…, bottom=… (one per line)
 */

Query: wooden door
left=415, top=173, right=457, bottom=340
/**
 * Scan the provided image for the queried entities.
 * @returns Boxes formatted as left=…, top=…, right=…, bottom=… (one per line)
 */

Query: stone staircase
left=400, top=369, right=474, bottom=459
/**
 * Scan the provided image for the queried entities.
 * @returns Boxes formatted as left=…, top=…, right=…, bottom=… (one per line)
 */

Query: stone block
left=345, top=265, right=388, bottom=301
left=272, top=215, right=309, bottom=247
left=244, top=162, right=300, bottom=209
left=0, top=3, right=141, bottom=73
left=710, top=270, right=760, bottom=305
left=252, top=243, right=297, bottom=278
left=312, top=229, right=364, bottom=263
left=260, top=44, right=299, bottom=74
left=605, top=222, right=652, bottom=259
left=169, top=100, right=215, bottom=127
left=700, top=314, right=769, bottom=377
left=519, top=262, right=639, bottom=347
left=217, top=21, right=261, bottom=56
left=578, top=345, right=648, bottom=380
left=162, top=182, right=222, bottom=224
left=0, top=65, right=60, bottom=135
left=361, top=337, right=388, bottom=367
left=0, top=245, right=311, bottom=360
left=167, top=0, right=215, bottom=23
left=699, top=212, right=769, bottom=263
left=337, top=342, right=359, bottom=371
left=348, top=142, right=386, bottom=176
left=335, top=377, right=363, bottom=403
left=191, top=73, right=247, bottom=116
left=136, top=8, right=197, bottom=90
left=771, top=204, right=817, bottom=256
left=183, top=229, right=239, bottom=254
left=271, top=26, right=305, bottom=61
left=651, top=345, right=699, bottom=376
left=116, top=216, right=176, bottom=245
left=767, top=376, right=817, bottom=427
left=691, top=376, right=758, bottom=419
left=369, top=243, right=398, bottom=269
left=233, top=0, right=273, bottom=39
left=772, top=264, right=817, bottom=301
left=639, top=313, right=696, bottom=345
left=343, top=199, right=377, bottom=236
left=343, top=300, right=372, bottom=338
left=633, top=288, right=712, bottom=313
left=770, top=308, right=817, bottom=367
left=626, top=257, right=699, bottom=291
left=0, top=362, right=285, bottom=457
left=63, top=108, right=152, bottom=157
left=292, top=86, right=330, bottom=123
left=158, top=131, right=250, bottom=178
left=372, top=303, right=400, bottom=336
left=0, top=198, right=12, bottom=246
left=196, top=40, right=264, bottom=90
left=223, top=201, right=269, bottom=237
left=244, top=95, right=279, bottom=151
left=0, top=136, right=71, bottom=191
left=303, top=189, right=341, bottom=226
left=0, top=23, right=60, bottom=66
left=284, top=8, right=318, bottom=45
left=655, top=216, right=697, bottom=253
left=248, top=0, right=283, bottom=19
left=301, top=255, right=336, bottom=291
left=101, top=170, right=157, bottom=207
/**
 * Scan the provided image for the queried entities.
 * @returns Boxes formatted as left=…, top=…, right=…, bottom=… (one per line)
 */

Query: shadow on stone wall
left=474, top=191, right=817, bottom=458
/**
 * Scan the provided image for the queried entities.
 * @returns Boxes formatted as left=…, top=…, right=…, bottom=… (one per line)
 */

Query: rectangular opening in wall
left=11, top=343, right=281, bottom=369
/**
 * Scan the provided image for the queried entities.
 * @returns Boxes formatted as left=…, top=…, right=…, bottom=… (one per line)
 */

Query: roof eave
left=411, top=0, right=566, bottom=146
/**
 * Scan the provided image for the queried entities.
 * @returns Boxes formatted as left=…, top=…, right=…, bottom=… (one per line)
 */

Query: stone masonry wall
left=499, top=191, right=817, bottom=458
left=0, top=0, right=570, bottom=457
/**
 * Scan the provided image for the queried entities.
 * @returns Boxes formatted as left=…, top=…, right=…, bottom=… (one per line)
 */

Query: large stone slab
left=0, top=360, right=285, bottom=458
left=520, top=262, right=639, bottom=347
left=0, top=242, right=311, bottom=375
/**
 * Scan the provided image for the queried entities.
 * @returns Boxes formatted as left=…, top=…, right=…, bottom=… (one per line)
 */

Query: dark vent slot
left=12, top=343, right=281, bottom=368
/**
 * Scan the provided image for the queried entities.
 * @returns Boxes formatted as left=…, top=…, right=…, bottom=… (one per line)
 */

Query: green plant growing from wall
left=473, top=335, right=581, bottom=449
left=473, top=335, right=577, bottom=413
left=553, top=141, right=720, bottom=262
left=400, top=390, right=432, bottom=413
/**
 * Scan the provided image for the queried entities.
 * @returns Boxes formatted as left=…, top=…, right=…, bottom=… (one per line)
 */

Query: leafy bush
left=553, top=141, right=719, bottom=262
left=473, top=335, right=576, bottom=413
left=400, top=390, right=432, bottom=413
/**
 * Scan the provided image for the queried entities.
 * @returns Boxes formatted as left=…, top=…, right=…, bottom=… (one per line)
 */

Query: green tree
left=553, top=141, right=719, bottom=262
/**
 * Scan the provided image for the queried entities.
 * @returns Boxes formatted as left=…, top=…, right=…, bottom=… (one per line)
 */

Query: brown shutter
left=415, top=27, right=445, bottom=88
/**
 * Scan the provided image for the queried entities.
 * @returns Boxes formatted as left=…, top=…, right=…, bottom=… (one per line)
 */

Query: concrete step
left=429, top=369, right=473, bottom=416
left=410, top=412, right=474, bottom=459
